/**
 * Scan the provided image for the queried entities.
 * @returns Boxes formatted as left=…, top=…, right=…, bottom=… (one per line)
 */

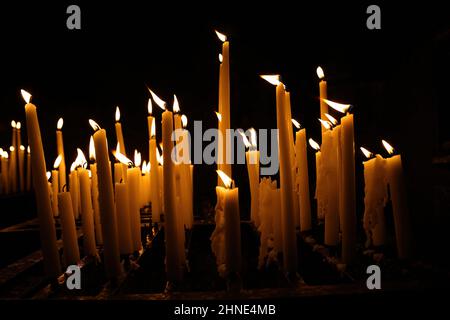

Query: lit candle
left=361, top=147, right=388, bottom=247
left=58, top=191, right=80, bottom=266
left=261, top=75, right=297, bottom=274
left=77, top=154, right=97, bottom=257
left=292, top=119, right=312, bottom=231
left=9, top=146, right=17, bottom=193
left=69, top=161, right=80, bottom=220
left=18, top=145, right=25, bottom=192
left=240, top=129, right=260, bottom=227
left=309, top=138, right=323, bottom=221
left=115, top=106, right=127, bottom=157
left=89, top=119, right=122, bottom=278
left=1, top=150, right=10, bottom=194
left=382, top=140, right=412, bottom=259
left=216, top=30, right=232, bottom=181
left=26, top=146, right=31, bottom=191
left=89, top=137, right=103, bottom=245
left=55, top=118, right=67, bottom=193
left=51, top=155, right=62, bottom=217
left=22, top=90, right=61, bottom=278
left=317, top=66, right=328, bottom=136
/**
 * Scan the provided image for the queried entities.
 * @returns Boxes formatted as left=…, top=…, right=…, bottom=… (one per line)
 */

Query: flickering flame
left=215, top=111, right=222, bottom=122
left=20, top=89, right=31, bottom=104
left=173, top=95, right=180, bottom=113
left=11, top=120, right=16, bottom=128
left=215, top=30, right=227, bottom=42
left=360, top=147, right=373, bottom=159
left=16, top=122, right=21, bottom=130
left=77, top=148, right=87, bottom=168
left=134, top=150, right=142, bottom=167
left=142, top=161, right=150, bottom=174
left=20, top=145, right=25, bottom=151
left=316, top=66, right=325, bottom=80
left=291, top=119, right=301, bottom=130
left=46, top=171, right=51, bottom=181
left=53, top=155, right=62, bottom=169
left=147, top=98, right=152, bottom=115
left=156, top=147, right=163, bottom=165
left=27, top=146, right=30, bottom=154
left=239, top=131, right=251, bottom=149
left=382, top=140, right=394, bottom=155
left=309, top=138, right=320, bottom=151
left=260, top=75, right=281, bottom=86
left=324, top=113, right=338, bottom=126
left=219, top=53, right=223, bottom=63
left=57, top=118, right=64, bottom=130
left=89, top=119, right=101, bottom=131
left=181, top=115, right=188, bottom=128
left=9, top=146, right=14, bottom=152
left=113, top=150, right=133, bottom=166
left=3, top=151, right=8, bottom=158
left=89, top=136, right=95, bottom=160
left=318, top=118, right=332, bottom=130
left=249, top=128, right=257, bottom=149
left=0, top=148, right=3, bottom=155
left=150, top=118, right=156, bottom=138
left=115, top=106, right=121, bottom=122
left=323, top=98, right=351, bottom=114
left=70, top=161, right=77, bottom=172
left=148, top=88, right=166, bottom=110
left=216, top=170, right=233, bottom=189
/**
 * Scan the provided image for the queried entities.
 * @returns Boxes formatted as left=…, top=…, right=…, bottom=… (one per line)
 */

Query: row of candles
left=1, top=30, right=412, bottom=283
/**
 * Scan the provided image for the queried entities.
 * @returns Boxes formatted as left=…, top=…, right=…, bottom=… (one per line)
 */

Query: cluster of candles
left=0, top=30, right=412, bottom=285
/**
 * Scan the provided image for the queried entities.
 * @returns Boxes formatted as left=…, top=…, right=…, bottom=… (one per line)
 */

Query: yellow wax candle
left=90, top=120, right=122, bottom=278
left=1, top=151, right=10, bottom=194
left=309, top=138, right=324, bottom=221
left=51, top=168, right=59, bottom=217
left=56, top=118, right=67, bottom=192
left=18, top=145, right=25, bottom=192
left=382, top=140, right=412, bottom=259
left=275, top=82, right=297, bottom=274
left=362, top=150, right=388, bottom=246
left=245, top=147, right=260, bottom=227
left=69, top=168, right=80, bottom=220
left=115, top=107, right=127, bottom=157
left=293, top=124, right=312, bottom=231
left=22, top=90, right=61, bottom=278
left=58, top=191, right=80, bottom=266
left=9, top=146, right=17, bottom=193
left=317, top=67, right=328, bottom=136
left=127, top=166, right=142, bottom=252
left=258, top=177, right=278, bottom=268
left=90, top=162, right=103, bottom=245
left=150, top=137, right=161, bottom=222
left=115, top=182, right=133, bottom=255
left=26, top=146, right=31, bottom=191
left=78, top=167, right=97, bottom=257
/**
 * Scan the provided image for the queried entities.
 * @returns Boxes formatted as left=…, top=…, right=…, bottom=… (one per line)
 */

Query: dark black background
left=0, top=1, right=449, bottom=262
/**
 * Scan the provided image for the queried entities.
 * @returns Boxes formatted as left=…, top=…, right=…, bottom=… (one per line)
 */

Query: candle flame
left=324, top=113, right=338, bottom=126
left=173, top=94, right=180, bottom=113
left=360, top=147, right=373, bottom=159
left=27, top=146, right=30, bottom=154
left=147, top=98, right=152, bottom=115
left=323, top=98, right=351, bottom=114
left=142, top=161, right=150, bottom=174
left=215, top=111, right=222, bottom=122
left=16, top=122, right=21, bottom=130
left=316, top=66, right=325, bottom=80
left=53, top=154, right=62, bottom=169
left=134, top=150, right=142, bottom=167
left=291, top=119, right=301, bottom=130
left=215, top=30, right=227, bottom=42
left=181, top=114, right=188, bottom=128
left=76, top=148, right=88, bottom=168
left=89, top=136, right=95, bottom=161
left=3, top=151, right=8, bottom=158
left=216, top=170, right=233, bottom=189
left=249, top=128, right=257, bottom=149
left=57, top=117, right=64, bottom=130
left=9, top=146, right=14, bottom=152
left=318, top=118, right=332, bottom=130
left=113, top=150, right=133, bottom=166
left=309, top=138, right=320, bottom=151
left=89, top=119, right=101, bottom=131
left=11, top=120, right=16, bottom=128
left=46, top=171, right=51, bottom=181
left=260, top=75, right=281, bottom=86
left=20, top=145, right=25, bottom=151
left=150, top=118, right=156, bottom=138
left=239, top=131, right=251, bottom=149
left=219, top=53, right=223, bottom=63
left=115, top=106, right=121, bottom=122
left=382, top=140, right=394, bottom=155
left=70, top=161, right=77, bottom=172
left=0, top=148, right=3, bottom=155
left=148, top=88, right=166, bottom=110
left=20, top=89, right=31, bottom=104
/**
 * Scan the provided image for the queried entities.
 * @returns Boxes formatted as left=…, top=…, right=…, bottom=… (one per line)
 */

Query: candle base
left=226, top=271, right=242, bottom=293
